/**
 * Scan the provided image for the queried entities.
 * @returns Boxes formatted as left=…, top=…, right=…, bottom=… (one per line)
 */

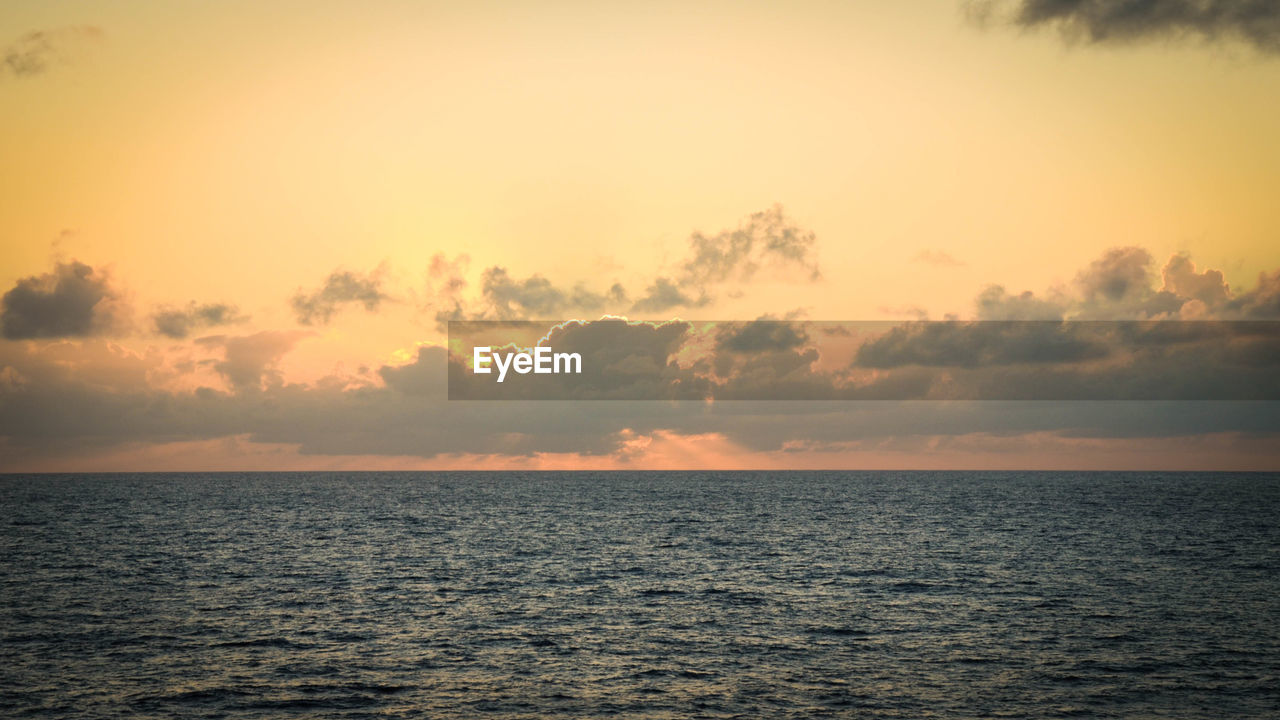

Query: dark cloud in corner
left=972, top=0, right=1280, bottom=54
left=292, top=268, right=389, bottom=325
left=152, top=303, right=247, bottom=339
left=1, top=260, right=122, bottom=340
left=3, top=26, right=104, bottom=78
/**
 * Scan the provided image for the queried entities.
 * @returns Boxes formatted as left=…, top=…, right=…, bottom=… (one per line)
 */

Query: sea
left=2, top=471, right=1278, bottom=718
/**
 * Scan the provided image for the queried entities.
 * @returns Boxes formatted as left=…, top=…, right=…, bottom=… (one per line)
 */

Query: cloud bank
left=1, top=237, right=1277, bottom=469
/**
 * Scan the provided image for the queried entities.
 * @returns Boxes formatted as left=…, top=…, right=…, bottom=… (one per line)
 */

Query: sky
left=1, top=0, right=1278, bottom=471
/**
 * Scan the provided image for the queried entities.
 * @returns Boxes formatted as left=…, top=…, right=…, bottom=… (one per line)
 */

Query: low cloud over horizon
left=2, top=226, right=1278, bottom=471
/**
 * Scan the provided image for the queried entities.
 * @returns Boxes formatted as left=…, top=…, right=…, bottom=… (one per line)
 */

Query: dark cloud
left=851, top=318, right=1280, bottom=400
left=977, top=0, right=1280, bottom=54
left=3, top=245, right=1278, bottom=466
left=626, top=205, right=821, bottom=314
left=1, top=340, right=1276, bottom=463
left=855, top=321, right=1113, bottom=369
left=2, top=330, right=1275, bottom=466
left=714, top=319, right=810, bottom=354
left=1077, top=246, right=1154, bottom=304
left=152, top=302, right=246, bottom=339
left=634, top=205, right=819, bottom=312
left=448, top=319, right=710, bottom=400
left=710, top=324, right=832, bottom=401
left=3, top=26, right=103, bottom=78
left=1224, top=270, right=1280, bottom=319
left=196, top=331, right=310, bottom=391
left=1065, top=248, right=1280, bottom=320
left=975, top=285, right=1066, bottom=320
left=422, top=206, right=822, bottom=322
left=679, top=204, right=821, bottom=286
left=445, top=317, right=1280, bottom=401
left=291, top=269, right=389, bottom=325
left=630, top=277, right=706, bottom=313
left=1, top=260, right=122, bottom=340
left=974, top=247, right=1253, bottom=322
left=480, top=267, right=627, bottom=319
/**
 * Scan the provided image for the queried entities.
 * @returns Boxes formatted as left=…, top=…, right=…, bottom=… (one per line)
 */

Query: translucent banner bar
left=447, top=319, right=1280, bottom=400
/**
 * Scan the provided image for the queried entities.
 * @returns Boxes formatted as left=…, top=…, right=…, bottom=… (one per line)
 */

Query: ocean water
left=1, top=471, right=1278, bottom=718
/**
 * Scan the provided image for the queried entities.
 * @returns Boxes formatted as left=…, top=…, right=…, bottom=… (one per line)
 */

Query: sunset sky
left=2, top=0, right=1278, bottom=471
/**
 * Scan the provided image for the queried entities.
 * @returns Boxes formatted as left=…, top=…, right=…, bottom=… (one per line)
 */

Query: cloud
left=709, top=321, right=832, bottom=400
left=480, top=267, right=628, bottom=319
left=973, top=247, right=1264, bottom=321
left=195, top=331, right=310, bottom=391
left=3, top=26, right=103, bottom=78
left=1227, top=270, right=1280, bottom=318
left=421, top=206, right=822, bottom=322
left=447, top=319, right=711, bottom=400
left=974, top=285, right=1066, bottom=320
left=152, top=302, right=246, bottom=339
left=445, top=312, right=1280, bottom=401
left=1, top=260, right=124, bottom=340
left=1076, top=246, right=1155, bottom=303
left=913, top=249, right=966, bottom=267
left=291, top=268, right=389, bottom=325
left=635, top=204, right=819, bottom=312
left=1, top=340, right=1275, bottom=465
left=678, top=204, right=821, bottom=286
left=2, top=244, right=1277, bottom=468
left=973, top=0, right=1280, bottom=54
left=630, top=277, right=706, bottom=313
left=1, top=324, right=1275, bottom=467
left=854, top=322, right=1113, bottom=369
left=714, top=318, right=810, bottom=354
left=1160, top=252, right=1231, bottom=306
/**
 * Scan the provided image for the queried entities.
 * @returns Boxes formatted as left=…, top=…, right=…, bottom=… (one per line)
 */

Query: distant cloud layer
left=1, top=227, right=1277, bottom=468
left=971, top=0, right=1280, bottom=54
left=1, top=261, right=121, bottom=339
left=2, top=26, right=103, bottom=78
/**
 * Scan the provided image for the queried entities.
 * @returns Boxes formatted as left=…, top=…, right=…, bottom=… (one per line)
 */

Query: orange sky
left=1, top=0, right=1278, bottom=471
